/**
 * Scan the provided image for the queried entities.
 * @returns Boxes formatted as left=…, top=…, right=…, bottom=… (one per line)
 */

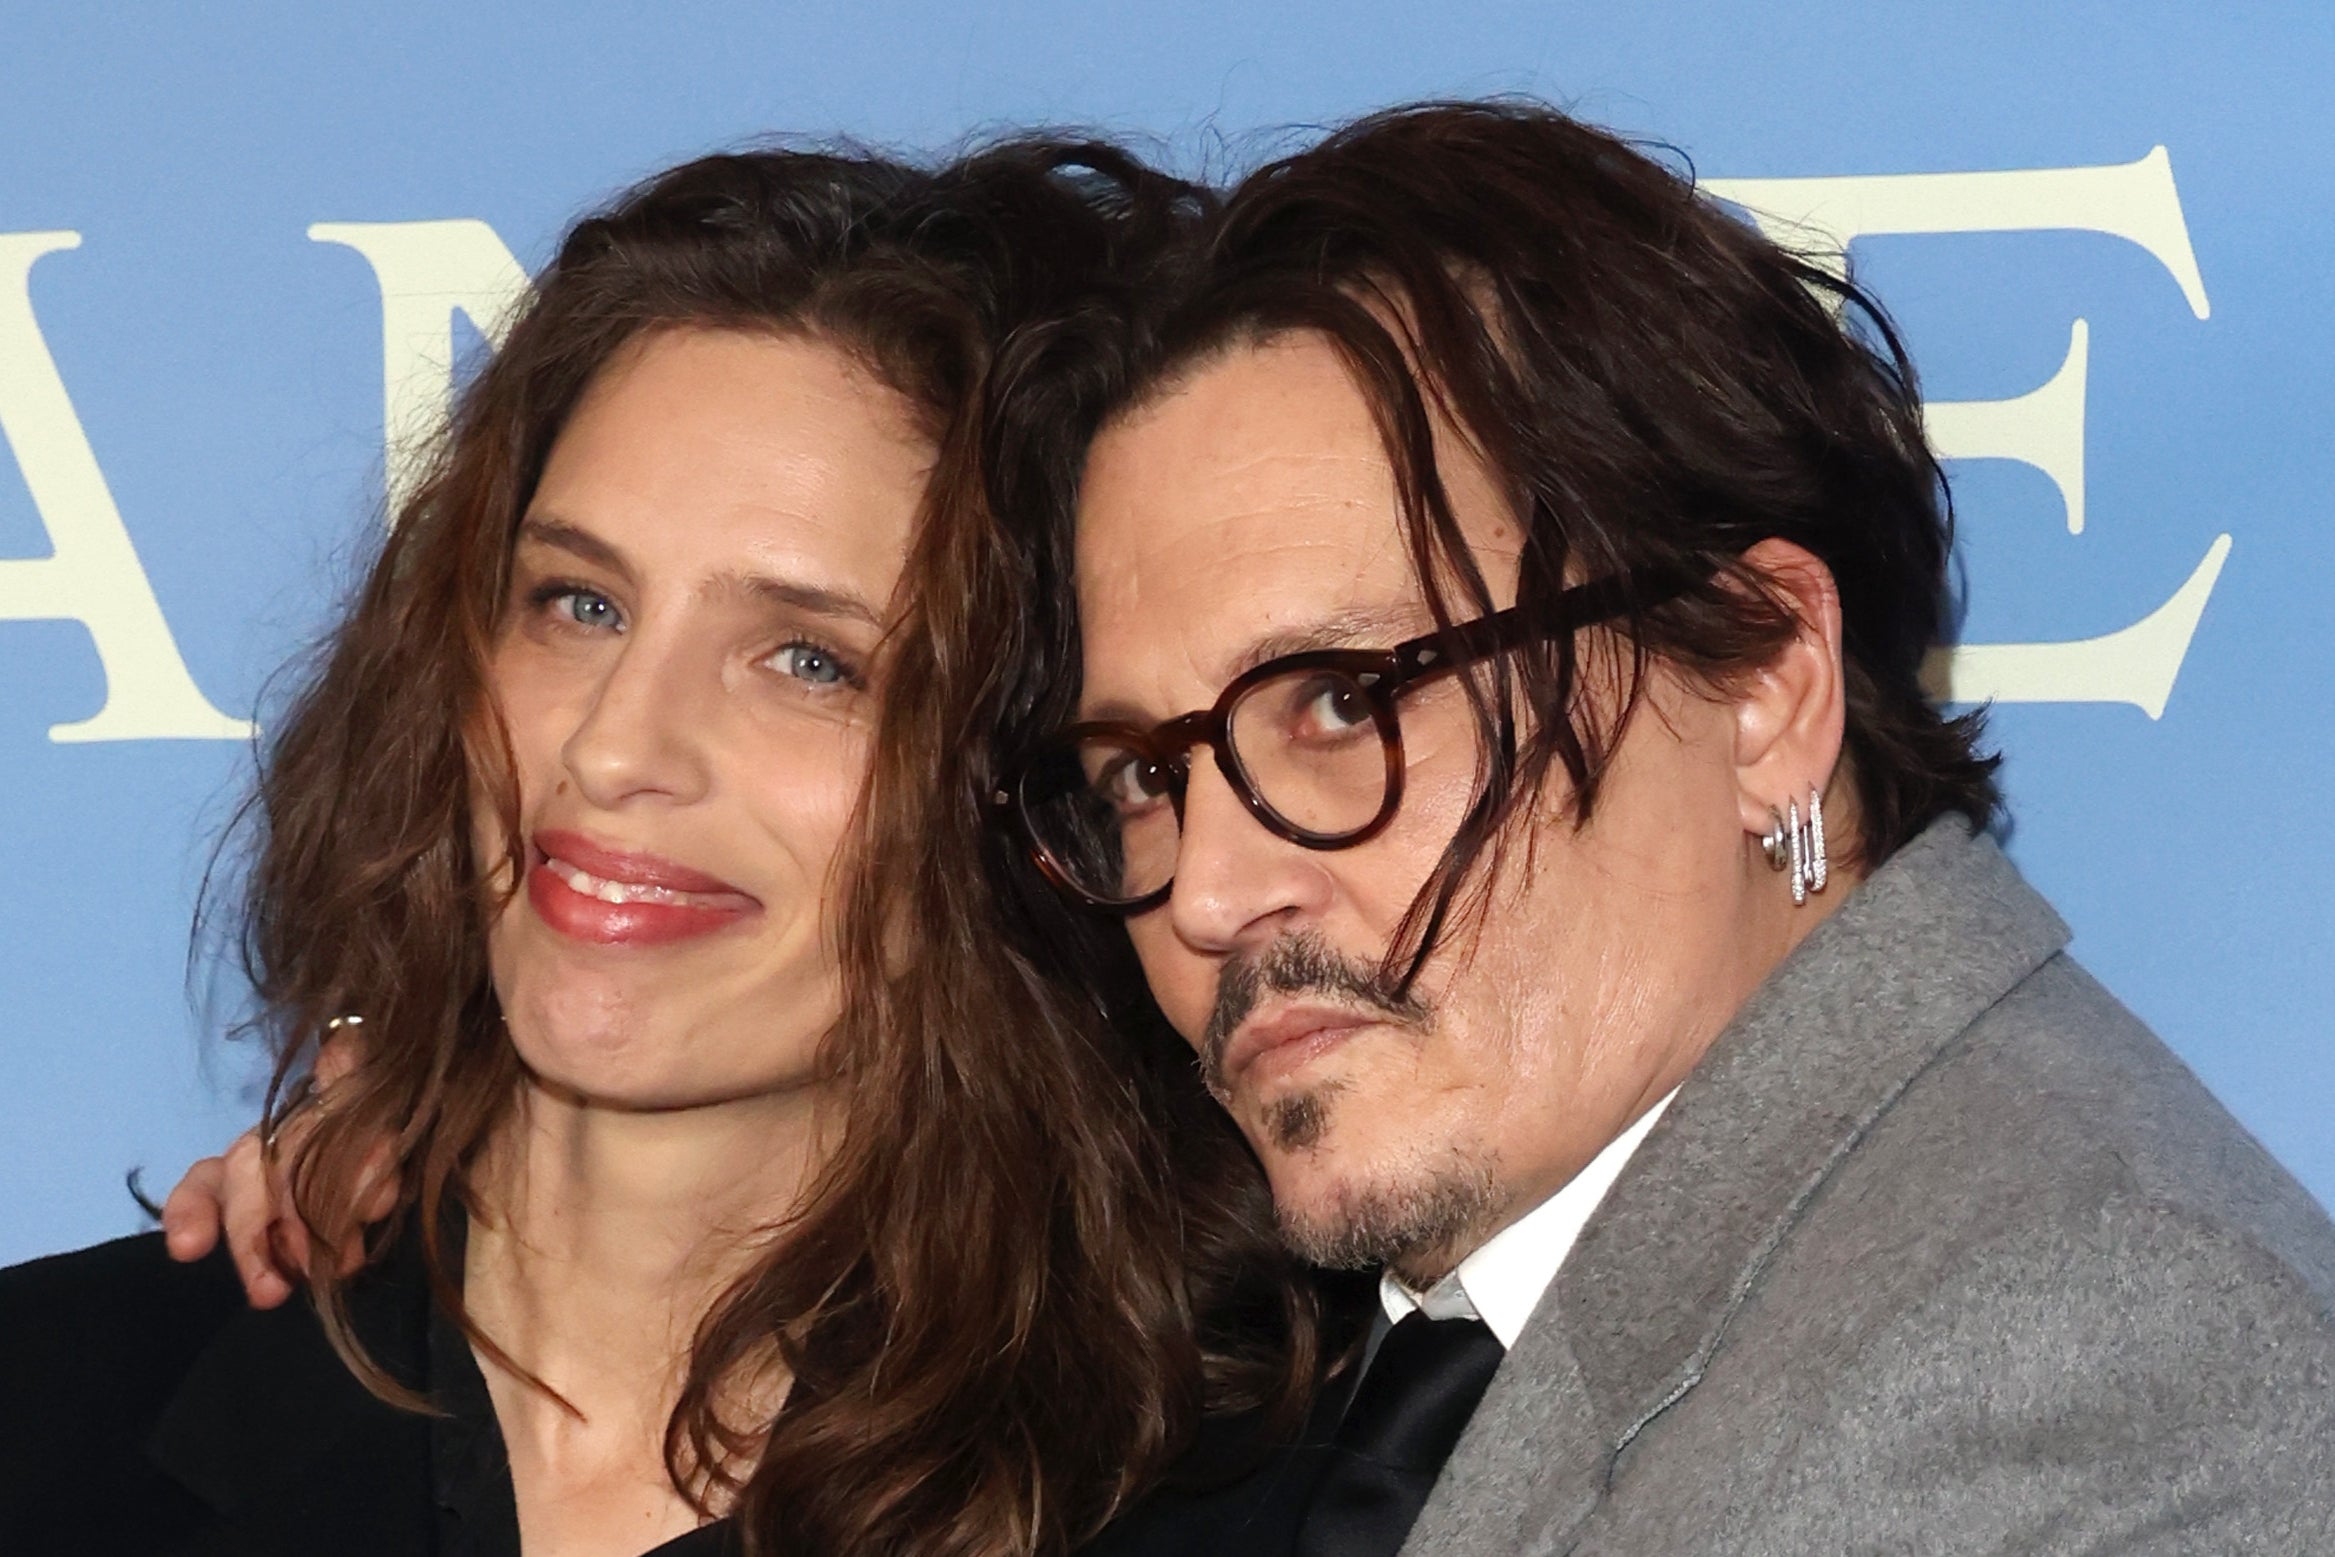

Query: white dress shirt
left=1380, top=1090, right=1678, bottom=1349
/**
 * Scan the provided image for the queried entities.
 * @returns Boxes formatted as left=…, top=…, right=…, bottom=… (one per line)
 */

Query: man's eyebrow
left=1079, top=602, right=1427, bottom=724
left=1226, top=602, right=1427, bottom=678
left=516, top=515, right=632, bottom=580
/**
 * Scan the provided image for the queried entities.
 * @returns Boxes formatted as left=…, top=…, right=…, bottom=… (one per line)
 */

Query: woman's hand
left=157, top=1037, right=391, bottom=1307
left=161, top=1125, right=334, bottom=1306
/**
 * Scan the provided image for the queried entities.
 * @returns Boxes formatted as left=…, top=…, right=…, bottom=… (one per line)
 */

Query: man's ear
left=1730, top=537, right=1847, bottom=836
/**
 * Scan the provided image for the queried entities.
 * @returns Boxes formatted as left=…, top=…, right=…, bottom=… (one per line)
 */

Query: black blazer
left=0, top=1231, right=1354, bottom=1557
left=0, top=1230, right=748, bottom=1557
left=0, top=1230, right=446, bottom=1555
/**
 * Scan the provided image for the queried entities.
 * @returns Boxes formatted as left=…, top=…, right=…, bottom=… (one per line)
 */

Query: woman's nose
left=558, top=637, right=715, bottom=810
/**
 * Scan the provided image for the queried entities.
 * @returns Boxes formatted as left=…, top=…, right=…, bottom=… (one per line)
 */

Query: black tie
left=1292, top=1311, right=1505, bottom=1557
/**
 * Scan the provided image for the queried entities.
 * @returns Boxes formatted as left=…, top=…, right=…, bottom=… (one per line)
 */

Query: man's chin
left=1263, top=1145, right=1503, bottom=1274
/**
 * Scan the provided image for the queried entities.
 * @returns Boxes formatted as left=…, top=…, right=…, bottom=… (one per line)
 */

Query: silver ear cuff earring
left=1762, top=786, right=1828, bottom=905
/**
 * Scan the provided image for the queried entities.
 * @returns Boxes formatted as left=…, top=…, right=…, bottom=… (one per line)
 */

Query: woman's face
left=480, top=326, right=930, bottom=1111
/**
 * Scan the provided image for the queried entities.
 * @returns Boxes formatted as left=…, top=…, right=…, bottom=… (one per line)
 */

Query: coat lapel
left=1401, top=821, right=2071, bottom=1555
left=146, top=1242, right=439, bottom=1556
left=1396, top=1314, right=1610, bottom=1555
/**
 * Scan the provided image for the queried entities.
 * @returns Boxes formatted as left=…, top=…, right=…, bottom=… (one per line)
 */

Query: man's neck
left=1383, top=1088, right=1680, bottom=1347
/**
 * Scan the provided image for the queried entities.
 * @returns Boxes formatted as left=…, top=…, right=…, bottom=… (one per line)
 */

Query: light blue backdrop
left=3, top=2, right=2328, bottom=1264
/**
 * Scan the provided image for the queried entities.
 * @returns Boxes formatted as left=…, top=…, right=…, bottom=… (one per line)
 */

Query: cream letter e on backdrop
left=1708, top=148, right=2230, bottom=720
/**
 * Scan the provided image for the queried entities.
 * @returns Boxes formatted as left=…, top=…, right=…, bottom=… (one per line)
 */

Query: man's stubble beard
left=1271, top=1137, right=1503, bottom=1287
left=1201, top=928, right=1503, bottom=1283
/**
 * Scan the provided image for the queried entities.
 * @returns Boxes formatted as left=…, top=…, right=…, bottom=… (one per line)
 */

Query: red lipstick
left=526, top=829, right=761, bottom=947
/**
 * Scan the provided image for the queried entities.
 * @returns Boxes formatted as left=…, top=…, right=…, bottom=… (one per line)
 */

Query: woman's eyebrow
left=517, top=515, right=882, bottom=628
left=725, top=573, right=885, bottom=629
left=515, top=515, right=634, bottom=581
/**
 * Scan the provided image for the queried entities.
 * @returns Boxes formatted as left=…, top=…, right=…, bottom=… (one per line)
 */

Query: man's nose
left=1166, top=755, right=1335, bottom=953
left=559, top=637, right=715, bottom=810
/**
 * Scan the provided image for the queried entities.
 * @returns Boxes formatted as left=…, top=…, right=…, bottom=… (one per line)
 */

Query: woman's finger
left=159, top=1156, right=229, bottom=1261
left=220, top=1131, right=294, bottom=1308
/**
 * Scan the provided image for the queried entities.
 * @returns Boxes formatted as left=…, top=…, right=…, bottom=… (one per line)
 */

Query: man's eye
left=770, top=642, right=853, bottom=687
left=1099, top=755, right=1174, bottom=811
left=1292, top=676, right=1372, bottom=737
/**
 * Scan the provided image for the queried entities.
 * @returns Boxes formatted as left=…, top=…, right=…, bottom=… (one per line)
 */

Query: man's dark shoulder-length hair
left=987, top=99, right=1999, bottom=972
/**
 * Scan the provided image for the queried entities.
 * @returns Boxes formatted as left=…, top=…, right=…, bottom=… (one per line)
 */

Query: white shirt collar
left=1380, top=1089, right=1677, bottom=1349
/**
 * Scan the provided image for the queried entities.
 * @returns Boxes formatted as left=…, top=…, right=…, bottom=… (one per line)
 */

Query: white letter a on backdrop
left=0, top=231, right=251, bottom=743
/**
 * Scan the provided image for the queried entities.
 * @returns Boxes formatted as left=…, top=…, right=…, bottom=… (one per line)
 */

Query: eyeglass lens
left=1024, top=663, right=1395, bottom=905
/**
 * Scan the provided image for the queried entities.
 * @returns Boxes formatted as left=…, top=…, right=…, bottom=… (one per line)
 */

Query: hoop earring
left=264, top=1013, right=364, bottom=1153
left=1762, top=805, right=1791, bottom=873
left=1760, top=788, right=1829, bottom=905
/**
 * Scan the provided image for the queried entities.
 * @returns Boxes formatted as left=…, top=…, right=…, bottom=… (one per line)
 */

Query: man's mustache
left=1199, top=930, right=1430, bottom=1092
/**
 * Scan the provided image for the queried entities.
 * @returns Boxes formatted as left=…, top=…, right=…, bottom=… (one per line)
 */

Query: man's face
left=1074, top=333, right=1786, bottom=1280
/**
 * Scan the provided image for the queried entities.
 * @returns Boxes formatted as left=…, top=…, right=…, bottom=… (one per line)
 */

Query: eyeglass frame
left=997, top=572, right=1652, bottom=913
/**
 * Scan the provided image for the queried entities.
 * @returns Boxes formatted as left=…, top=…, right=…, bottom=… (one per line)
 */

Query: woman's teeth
left=547, top=858, right=720, bottom=907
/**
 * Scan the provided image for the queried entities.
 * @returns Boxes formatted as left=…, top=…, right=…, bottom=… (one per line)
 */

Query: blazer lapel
left=1401, top=820, right=2071, bottom=1555
left=147, top=1243, right=438, bottom=1557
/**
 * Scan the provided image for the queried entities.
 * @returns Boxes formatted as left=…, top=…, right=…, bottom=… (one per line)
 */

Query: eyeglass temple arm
left=1388, top=572, right=1665, bottom=678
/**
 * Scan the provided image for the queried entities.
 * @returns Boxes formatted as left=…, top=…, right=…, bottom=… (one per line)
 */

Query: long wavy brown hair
left=233, top=140, right=1323, bottom=1556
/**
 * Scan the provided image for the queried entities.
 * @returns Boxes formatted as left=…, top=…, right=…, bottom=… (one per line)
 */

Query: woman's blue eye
left=771, top=642, right=850, bottom=686
left=560, top=589, right=619, bottom=628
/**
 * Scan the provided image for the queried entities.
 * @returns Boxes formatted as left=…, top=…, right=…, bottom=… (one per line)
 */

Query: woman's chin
left=498, top=997, right=679, bottom=1104
left=506, top=1021, right=819, bottom=1118
left=493, top=964, right=832, bottom=1116
left=515, top=1044, right=676, bottom=1111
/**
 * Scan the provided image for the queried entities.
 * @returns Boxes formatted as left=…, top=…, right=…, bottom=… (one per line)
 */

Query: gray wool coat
left=1399, top=818, right=2335, bottom=1555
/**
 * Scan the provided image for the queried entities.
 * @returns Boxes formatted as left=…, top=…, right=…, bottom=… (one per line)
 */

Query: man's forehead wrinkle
left=1192, top=446, right=1395, bottom=490
left=1076, top=495, right=1403, bottom=607
left=1078, top=450, right=1399, bottom=566
left=1076, top=500, right=1433, bottom=718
